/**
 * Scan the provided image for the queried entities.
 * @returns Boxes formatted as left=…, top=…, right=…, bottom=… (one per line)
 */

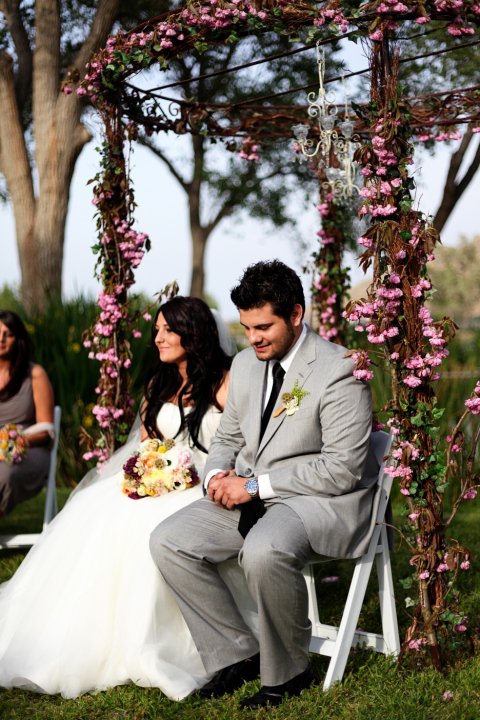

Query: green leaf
left=193, top=41, right=209, bottom=54
left=411, top=413, right=424, bottom=427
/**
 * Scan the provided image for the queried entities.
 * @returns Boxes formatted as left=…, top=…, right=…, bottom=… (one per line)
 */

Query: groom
left=150, top=260, right=377, bottom=709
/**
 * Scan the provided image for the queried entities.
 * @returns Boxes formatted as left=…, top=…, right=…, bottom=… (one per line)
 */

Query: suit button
left=244, top=468, right=252, bottom=475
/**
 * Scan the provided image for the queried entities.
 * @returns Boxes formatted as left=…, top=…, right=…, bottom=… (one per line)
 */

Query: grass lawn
left=1, top=489, right=479, bottom=720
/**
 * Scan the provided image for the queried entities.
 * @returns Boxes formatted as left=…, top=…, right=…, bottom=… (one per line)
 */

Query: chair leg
left=376, top=526, right=400, bottom=656
left=322, top=551, right=378, bottom=689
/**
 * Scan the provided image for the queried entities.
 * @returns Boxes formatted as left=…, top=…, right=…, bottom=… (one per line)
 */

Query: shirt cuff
left=204, top=468, right=223, bottom=490
left=257, top=473, right=276, bottom=500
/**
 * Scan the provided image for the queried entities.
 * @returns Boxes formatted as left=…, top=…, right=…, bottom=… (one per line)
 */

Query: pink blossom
left=404, top=375, right=422, bottom=388
left=460, top=560, right=470, bottom=570
left=358, top=236, right=373, bottom=249
left=463, top=488, right=477, bottom=500
left=408, top=637, right=427, bottom=651
left=465, top=397, right=480, bottom=414
left=353, top=368, right=374, bottom=381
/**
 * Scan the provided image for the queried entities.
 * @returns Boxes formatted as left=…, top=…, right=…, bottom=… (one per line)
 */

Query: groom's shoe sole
left=239, top=665, right=315, bottom=709
left=198, top=653, right=260, bottom=698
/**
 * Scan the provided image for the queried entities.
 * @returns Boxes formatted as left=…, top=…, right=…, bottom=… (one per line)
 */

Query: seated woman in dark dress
left=0, top=310, right=54, bottom=517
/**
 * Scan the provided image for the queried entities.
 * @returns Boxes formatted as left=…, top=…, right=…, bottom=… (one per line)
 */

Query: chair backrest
left=49, top=406, right=61, bottom=476
left=370, top=430, right=394, bottom=527
left=43, top=405, right=61, bottom=528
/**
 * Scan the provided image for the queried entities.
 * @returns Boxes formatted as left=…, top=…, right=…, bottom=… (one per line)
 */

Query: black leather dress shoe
left=239, top=665, right=315, bottom=709
left=198, top=653, right=260, bottom=698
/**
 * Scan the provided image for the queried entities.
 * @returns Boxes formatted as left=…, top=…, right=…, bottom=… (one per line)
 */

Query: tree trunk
left=0, top=0, right=121, bottom=315
left=0, top=52, right=36, bottom=291
left=189, top=223, right=209, bottom=298
left=188, top=135, right=207, bottom=298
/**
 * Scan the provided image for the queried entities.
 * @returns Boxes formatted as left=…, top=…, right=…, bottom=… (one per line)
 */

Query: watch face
left=244, top=479, right=258, bottom=496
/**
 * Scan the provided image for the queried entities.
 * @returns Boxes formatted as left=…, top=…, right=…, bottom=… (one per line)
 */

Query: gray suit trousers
left=150, top=497, right=316, bottom=686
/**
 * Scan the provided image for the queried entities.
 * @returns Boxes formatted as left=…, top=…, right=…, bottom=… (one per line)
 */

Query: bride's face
left=154, top=313, right=188, bottom=366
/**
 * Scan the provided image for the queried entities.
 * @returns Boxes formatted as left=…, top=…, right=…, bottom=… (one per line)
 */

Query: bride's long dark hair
left=143, top=296, right=232, bottom=451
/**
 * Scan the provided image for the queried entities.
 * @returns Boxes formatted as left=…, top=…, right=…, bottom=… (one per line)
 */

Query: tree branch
left=206, top=165, right=289, bottom=233
left=73, top=0, right=121, bottom=76
left=434, top=130, right=480, bottom=232
left=0, top=51, right=35, bottom=245
left=0, top=0, right=33, bottom=115
left=456, top=135, right=480, bottom=196
left=137, top=135, right=189, bottom=192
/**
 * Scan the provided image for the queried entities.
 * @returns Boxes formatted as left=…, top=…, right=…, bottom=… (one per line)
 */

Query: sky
left=1, top=43, right=479, bottom=322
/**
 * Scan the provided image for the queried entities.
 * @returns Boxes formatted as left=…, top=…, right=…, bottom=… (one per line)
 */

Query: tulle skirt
left=0, top=472, right=253, bottom=699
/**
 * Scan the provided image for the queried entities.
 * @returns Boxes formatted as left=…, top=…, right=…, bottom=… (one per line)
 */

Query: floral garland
left=309, top=171, right=357, bottom=345
left=80, top=128, right=151, bottom=464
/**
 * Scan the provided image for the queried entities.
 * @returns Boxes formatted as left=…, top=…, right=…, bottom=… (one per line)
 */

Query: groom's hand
left=208, top=473, right=251, bottom=510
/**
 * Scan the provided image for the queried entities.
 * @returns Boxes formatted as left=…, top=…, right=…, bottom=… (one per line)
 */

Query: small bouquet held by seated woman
left=122, top=438, right=200, bottom=500
left=0, top=424, right=28, bottom=465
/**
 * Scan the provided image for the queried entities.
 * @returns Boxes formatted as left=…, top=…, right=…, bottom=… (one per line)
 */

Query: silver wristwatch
left=244, top=477, right=259, bottom=498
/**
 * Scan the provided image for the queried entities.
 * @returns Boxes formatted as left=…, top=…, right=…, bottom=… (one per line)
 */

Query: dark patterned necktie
left=238, top=361, right=285, bottom=539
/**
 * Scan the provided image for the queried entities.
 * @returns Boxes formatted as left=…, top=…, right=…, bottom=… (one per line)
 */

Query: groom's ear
left=290, top=304, right=304, bottom=327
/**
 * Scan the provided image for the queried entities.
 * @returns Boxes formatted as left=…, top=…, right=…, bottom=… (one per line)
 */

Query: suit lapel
left=250, top=359, right=268, bottom=447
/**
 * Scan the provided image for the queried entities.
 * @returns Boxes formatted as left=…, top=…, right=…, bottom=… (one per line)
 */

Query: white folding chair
left=0, top=406, right=61, bottom=549
left=303, top=430, right=400, bottom=690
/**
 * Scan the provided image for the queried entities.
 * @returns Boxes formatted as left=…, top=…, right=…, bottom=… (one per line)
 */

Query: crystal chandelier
left=292, top=44, right=360, bottom=199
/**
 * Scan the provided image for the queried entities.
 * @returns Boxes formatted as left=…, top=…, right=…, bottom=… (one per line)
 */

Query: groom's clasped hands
left=207, top=470, right=252, bottom=509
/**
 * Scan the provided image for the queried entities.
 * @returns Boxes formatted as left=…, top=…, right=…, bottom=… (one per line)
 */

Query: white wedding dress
left=0, top=404, right=256, bottom=699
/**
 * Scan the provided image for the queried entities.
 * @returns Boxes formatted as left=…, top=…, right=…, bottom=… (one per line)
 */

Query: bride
left=0, top=296, right=242, bottom=699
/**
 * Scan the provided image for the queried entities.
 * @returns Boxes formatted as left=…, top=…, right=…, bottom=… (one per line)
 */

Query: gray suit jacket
left=204, top=328, right=379, bottom=559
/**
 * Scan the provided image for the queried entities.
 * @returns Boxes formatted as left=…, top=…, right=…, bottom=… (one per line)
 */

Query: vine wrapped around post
left=345, top=33, right=478, bottom=667
left=81, top=115, right=150, bottom=463
left=309, top=172, right=354, bottom=346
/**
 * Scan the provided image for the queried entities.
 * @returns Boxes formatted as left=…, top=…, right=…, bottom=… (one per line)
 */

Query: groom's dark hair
left=231, top=259, right=305, bottom=321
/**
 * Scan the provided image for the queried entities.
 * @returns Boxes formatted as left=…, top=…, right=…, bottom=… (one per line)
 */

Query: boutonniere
left=273, top=381, right=309, bottom=417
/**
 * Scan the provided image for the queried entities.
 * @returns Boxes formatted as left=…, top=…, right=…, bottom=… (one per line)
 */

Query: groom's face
left=239, top=303, right=303, bottom=362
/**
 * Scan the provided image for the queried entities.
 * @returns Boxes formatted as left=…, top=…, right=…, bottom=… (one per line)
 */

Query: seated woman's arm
left=27, top=364, right=55, bottom=447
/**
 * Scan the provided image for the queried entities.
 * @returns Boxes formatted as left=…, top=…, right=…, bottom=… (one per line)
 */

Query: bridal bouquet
left=122, top=438, right=200, bottom=499
left=0, top=423, right=28, bottom=465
